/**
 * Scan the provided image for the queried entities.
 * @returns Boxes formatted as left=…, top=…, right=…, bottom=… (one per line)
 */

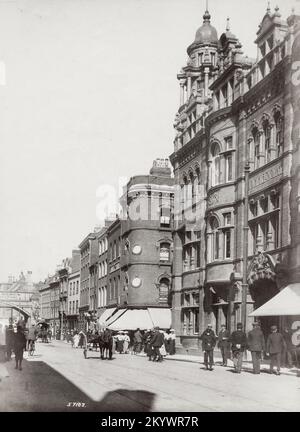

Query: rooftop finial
left=226, top=17, right=230, bottom=32
left=203, top=0, right=211, bottom=22
left=274, top=5, right=281, bottom=17
left=267, top=1, right=271, bottom=14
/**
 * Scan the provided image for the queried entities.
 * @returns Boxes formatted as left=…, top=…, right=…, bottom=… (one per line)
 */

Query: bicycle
left=28, top=340, right=35, bottom=356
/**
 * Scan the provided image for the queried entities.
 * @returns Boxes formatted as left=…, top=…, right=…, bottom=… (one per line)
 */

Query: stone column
left=172, top=231, right=183, bottom=346
left=266, top=219, right=275, bottom=251
left=258, top=130, right=265, bottom=167
left=180, top=80, right=185, bottom=106
left=187, top=76, right=191, bottom=99
left=227, top=80, right=233, bottom=105
left=269, top=123, right=276, bottom=161
left=204, top=68, right=209, bottom=98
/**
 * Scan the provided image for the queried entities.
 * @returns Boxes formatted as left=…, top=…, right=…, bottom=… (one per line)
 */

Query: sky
left=0, top=0, right=297, bottom=282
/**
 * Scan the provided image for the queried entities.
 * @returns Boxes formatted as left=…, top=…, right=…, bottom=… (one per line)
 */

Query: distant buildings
left=0, top=271, right=42, bottom=325
left=66, top=250, right=80, bottom=330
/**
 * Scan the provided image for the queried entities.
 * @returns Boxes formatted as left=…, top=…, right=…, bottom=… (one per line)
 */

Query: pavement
left=163, top=353, right=300, bottom=377
left=0, top=340, right=299, bottom=412
left=60, top=338, right=300, bottom=377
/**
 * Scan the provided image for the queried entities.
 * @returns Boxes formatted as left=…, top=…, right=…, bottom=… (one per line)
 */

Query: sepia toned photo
left=0, top=0, right=299, bottom=415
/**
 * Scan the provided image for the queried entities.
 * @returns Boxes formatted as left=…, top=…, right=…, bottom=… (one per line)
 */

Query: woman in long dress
left=73, top=332, right=80, bottom=348
left=116, top=331, right=124, bottom=354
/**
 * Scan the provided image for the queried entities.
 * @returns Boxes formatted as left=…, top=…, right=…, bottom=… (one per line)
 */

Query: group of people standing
left=144, top=327, right=176, bottom=362
left=107, top=327, right=176, bottom=358
left=200, top=322, right=295, bottom=375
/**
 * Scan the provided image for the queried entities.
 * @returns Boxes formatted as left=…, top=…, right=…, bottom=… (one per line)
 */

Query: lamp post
left=241, top=161, right=250, bottom=332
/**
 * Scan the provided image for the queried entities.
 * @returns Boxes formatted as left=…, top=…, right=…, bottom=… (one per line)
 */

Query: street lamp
left=241, top=161, right=250, bottom=332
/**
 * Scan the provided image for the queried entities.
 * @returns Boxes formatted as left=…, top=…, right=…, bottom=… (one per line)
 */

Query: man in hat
left=13, top=326, right=26, bottom=371
left=282, top=327, right=294, bottom=368
left=218, top=324, right=230, bottom=367
left=150, top=326, right=164, bottom=362
left=200, top=324, right=217, bottom=371
left=133, top=328, right=143, bottom=354
left=266, top=325, right=286, bottom=375
left=230, top=323, right=247, bottom=373
left=169, top=329, right=176, bottom=355
left=247, top=322, right=265, bottom=374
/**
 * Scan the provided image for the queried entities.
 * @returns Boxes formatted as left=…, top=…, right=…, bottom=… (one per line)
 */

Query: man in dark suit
left=230, top=323, right=247, bottom=373
left=282, top=327, right=294, bottom=368
left=218, top=324, right=230, bottom=366
left=150, top=327, right=164, bottom=362
left=200, top=324, right=217, bottom=371
left=247, top=322, right=265, bottom=374
left=266, top=325, right=286, bottom=375
left=13, top=326, right=27, bottom=371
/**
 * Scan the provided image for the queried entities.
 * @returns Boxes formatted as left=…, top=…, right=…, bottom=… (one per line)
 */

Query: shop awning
left=107, top=309, right=153, bottom=331
left=148, top=308, right=171, bottom=329
left=107, top=308, right=172, bottom=331
left=249, top=283, right=300, bottom=317
left=105, top=308, right=126, bottom=326
left=98, top=308, right=116, bottom=325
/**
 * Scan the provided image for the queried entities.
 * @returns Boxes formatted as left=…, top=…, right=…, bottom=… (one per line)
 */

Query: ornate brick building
left=170, top=6, right=300, bottom=353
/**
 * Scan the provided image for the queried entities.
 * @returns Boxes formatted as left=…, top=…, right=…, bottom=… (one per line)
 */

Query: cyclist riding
left=26, top=324, right=38, bottom=355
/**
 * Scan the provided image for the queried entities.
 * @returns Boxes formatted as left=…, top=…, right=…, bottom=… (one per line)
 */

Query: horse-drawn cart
left=82, top=329, right=113, bottom=360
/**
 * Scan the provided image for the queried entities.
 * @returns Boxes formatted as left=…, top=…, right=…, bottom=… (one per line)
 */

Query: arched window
left=158, top=278, right=170, bottom=303
left=263, top=119, right=271, bottom=163
left=274, top=112, right=284, bottom=157
left=209, top=217, right=220, bottom=261
left=253, top=127, right=260, bottom=170
left=160, top=243, right=170, bottom=261
left=211, top=143, right=221, bottom=186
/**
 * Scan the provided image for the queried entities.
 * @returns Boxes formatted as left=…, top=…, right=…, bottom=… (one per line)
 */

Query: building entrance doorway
left=249, top=278, right=279, bottom=338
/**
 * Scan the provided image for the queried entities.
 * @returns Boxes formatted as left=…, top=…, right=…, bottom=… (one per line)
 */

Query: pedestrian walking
left=73, top=331, right=80, bottom=348
left=123, top=331, right=130, bottom=354
left=168, top=329, right=176, bottom=355
left=266, top=325, right=286, bottom=375
left=144, top=329, right=154, bottom=360
left=13, top=326, right=26, bottom=371
left=200, top=324, right=217, bottom=371
left=116, top=331, right=125, bottom=354
left=217, top=324, right=230, bottom=366
left=247, top=322, right=265, bottom=374
left=230, top=323, right=247, bottom=373
left=163, top=330, right=170, bottom=354
left=282, top=327, right=294, bottom=368
left=5, top=325, right=14, bottom=361
left=26, top=324, right=38, bottom=350
left=133, top=328, right=143, bottom=354
left=78, top=331, right=85, bottom=348
left=150, top=327, right=164, bottom=362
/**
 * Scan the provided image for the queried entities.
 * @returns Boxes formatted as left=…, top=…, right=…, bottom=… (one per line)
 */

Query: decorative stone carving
left=247, top=252, right=276, bottom=286
left=207, top=191, right=219, bottom=207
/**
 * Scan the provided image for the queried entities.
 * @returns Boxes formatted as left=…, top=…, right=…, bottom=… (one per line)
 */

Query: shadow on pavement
left=0, top=359, right=156, bottom=412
